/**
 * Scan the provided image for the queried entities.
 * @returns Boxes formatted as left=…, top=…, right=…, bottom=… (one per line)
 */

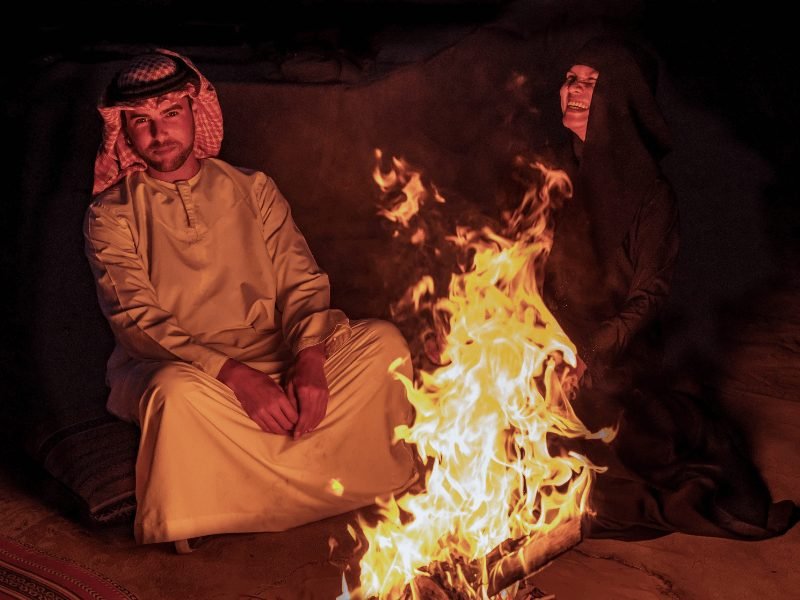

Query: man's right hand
left=217, top=358, right=299, bottom=435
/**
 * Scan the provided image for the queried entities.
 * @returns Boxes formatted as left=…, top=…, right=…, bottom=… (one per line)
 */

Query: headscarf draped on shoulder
left=571, top=36, right=672, bottom=259
left=92, top=48, right=223, bottom=196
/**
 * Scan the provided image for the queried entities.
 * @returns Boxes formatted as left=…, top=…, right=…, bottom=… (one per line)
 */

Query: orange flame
left=351, top=153, right=611, bottom=598
left=374, top=149, right=445, bottom=229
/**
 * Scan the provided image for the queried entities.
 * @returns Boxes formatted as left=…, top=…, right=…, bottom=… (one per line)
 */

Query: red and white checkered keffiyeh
left=92, top=48, right=223, bottom=196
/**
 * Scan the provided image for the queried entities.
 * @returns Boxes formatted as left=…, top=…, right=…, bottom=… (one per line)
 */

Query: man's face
left=123, top=96, right=195, bottom=173
left=559, top=64, right=599, bottom=142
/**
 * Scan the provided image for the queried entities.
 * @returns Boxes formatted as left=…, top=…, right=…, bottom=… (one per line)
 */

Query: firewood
left=400, top=519, right=580, bottom=598
left=487, top=518, right=581, bottom=596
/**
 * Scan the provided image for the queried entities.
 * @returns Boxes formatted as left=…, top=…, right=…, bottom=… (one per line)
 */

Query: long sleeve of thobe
left=85, top=203, right=230, bottom=377
left=593, top=180, right=680, bottom=360
left=256, top=176, right=350, bottom=357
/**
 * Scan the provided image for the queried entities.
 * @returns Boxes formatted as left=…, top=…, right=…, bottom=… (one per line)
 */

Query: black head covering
left=571, top=36, right=672, bottom=259
left=543, top=36, right=673, bottom=349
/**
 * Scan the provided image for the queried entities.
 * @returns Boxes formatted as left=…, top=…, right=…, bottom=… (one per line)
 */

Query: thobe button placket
left=177, top=181, right=202, bottom=243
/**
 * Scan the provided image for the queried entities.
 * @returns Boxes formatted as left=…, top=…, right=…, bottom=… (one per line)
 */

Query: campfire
left=337, top=152, right=613, bottom=599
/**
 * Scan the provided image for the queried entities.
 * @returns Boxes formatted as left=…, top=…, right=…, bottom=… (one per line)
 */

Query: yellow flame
left=374, top=148, right=445, bottom=228
left=336, top=574, right=351, bottom=600
left=329, top=478, right=345, bottom=497
left=354, top=153, right=605, bottom=598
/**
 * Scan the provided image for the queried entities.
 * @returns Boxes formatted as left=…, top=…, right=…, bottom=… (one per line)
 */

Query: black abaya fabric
left=544, top=37, right=797, bottom=540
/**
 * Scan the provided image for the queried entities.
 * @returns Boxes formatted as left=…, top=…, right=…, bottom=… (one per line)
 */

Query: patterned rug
left=0, top=535, right=137, bottom=600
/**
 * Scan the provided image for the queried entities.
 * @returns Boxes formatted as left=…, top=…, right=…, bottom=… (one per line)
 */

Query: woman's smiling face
left=559, top=64, right=599, bottom=141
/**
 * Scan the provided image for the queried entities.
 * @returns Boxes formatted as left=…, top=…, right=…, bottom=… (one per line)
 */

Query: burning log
left=408, top=577, right=449, bottom=600
left=403, top=518, right=581, bottom=598
left=485, top=517, right=580, bottom=596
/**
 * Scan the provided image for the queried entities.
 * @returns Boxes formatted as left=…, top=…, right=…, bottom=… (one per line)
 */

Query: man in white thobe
left=85, top=49, right=416, bottom=549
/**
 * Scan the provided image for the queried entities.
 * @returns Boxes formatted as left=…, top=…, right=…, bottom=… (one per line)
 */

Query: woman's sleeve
left=84, top=202, right=230, bottom=377
left=255, top=175, right=351, bottom=357
left=589, top=180, right=680, bottom=363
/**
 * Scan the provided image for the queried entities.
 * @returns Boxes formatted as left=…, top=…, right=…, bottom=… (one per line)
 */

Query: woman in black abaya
left=545, top=36, right=797, bottom=540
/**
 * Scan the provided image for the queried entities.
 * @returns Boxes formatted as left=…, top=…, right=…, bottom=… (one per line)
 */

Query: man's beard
left=143, top=141, right=194, bottom=173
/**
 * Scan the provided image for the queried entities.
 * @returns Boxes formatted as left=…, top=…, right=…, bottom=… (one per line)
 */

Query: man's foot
left=173, top=537, right=208, bottom=554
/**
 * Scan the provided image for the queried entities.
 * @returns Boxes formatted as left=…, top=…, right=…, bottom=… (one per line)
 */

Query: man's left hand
left=287, top=343, right=329, bottom=439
